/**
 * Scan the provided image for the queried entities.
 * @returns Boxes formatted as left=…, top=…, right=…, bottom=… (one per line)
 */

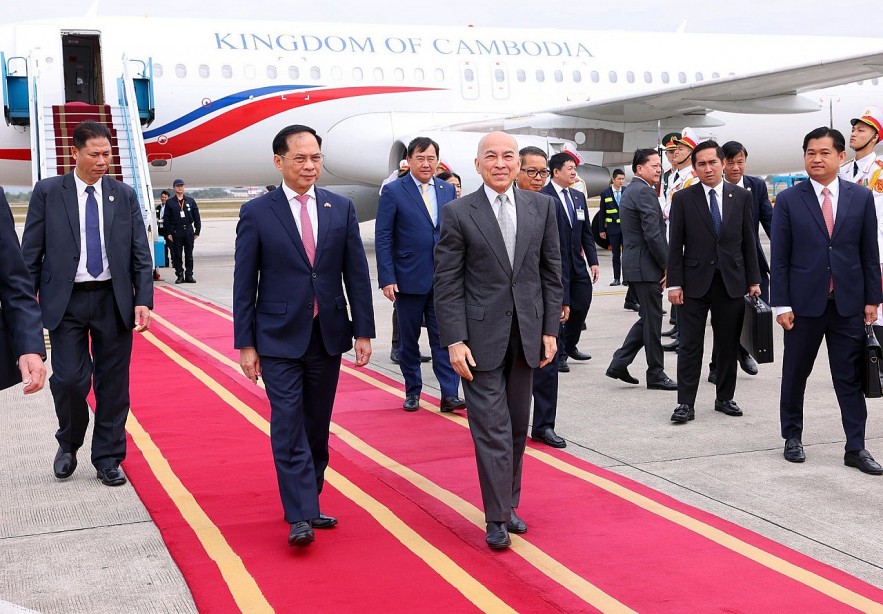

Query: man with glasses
left=234, top=124, right=375, bottom=546
left=163, top=178, right=201, bottom=284
left=375, top=137, right=464, bottom=413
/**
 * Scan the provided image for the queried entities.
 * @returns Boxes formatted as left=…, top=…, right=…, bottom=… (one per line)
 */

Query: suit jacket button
left=511, top=282, right=516, bottom=287
left=312, top=272, right=317, bottom=278
left=506, top=311, right=512, bottom=316
left=710, top=260, right=715, bottom=265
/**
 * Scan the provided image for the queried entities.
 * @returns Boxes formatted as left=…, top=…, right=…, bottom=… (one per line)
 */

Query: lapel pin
left=109, top=195, right=114, bottom=202
left=728, top=193, right=733, bottom=198
left=324, top=202, right=332, bottom=208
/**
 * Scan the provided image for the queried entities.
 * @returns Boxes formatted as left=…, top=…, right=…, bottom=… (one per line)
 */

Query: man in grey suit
left=434, top=131, right=563, bottom=550
left=606, top=149, right=677, bottom=390
left=22, top=121, right=154, bottom=487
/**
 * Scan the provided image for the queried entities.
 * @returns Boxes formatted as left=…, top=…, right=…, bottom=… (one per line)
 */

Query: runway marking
left=140, top=328, right=517, bottom=614
left=125, top=408, right=273, bottom=614
left=151, top=292, right=883, bottom=613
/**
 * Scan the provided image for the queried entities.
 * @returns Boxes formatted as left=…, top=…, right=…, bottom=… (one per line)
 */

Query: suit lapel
left=61, top=173, right=80, bottom=251
left=269, top=190, right=310, bottom=266
left=468, top=188, right=512, bottom=275
left=313, top=188, right=333, bottom=266
left=831, top=179, right=851, bottom=241
left=692, top=185, right=715, bottom=237
left=797, top=181, right=830, bottom=239
left=101, top=177, right=115, bottom=247
left=512, top=190, right=536, bottom=276
left=402, top=176, right=434, bottom=226
left=720, top=183, right=737, bottom=235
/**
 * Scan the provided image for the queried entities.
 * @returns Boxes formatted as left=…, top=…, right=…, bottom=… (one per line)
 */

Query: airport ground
left=1, top=214, right=882, bottom=612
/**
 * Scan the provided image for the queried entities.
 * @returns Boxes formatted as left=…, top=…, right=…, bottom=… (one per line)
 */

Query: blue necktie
left=85, top=185, right=103, bottom=278
left=562, top=188, right=575, bottom=225
left=709, top=188, right=721, bottom=239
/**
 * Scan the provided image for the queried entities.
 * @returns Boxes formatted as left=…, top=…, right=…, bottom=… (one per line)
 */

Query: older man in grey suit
left=606, top=148, right=677, bottom=390
left=434, top=132, right=563, bottom=550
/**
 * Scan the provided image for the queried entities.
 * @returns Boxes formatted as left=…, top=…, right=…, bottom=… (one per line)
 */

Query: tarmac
left=2, top=216, right=882, bottom=613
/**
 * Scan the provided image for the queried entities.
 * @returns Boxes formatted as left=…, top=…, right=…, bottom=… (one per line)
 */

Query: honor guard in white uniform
left=664, top=127, right=701, bottom=232
left=840, top=106, right=883, bottom=323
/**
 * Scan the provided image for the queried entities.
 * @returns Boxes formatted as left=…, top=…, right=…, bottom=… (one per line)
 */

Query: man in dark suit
left=155, top=190, right=171, bottom=267
left=599, top=169, right=626, bottom=285
left=515, top=146, right=570, bottom=449
left=234, top=124, right=376, bottom=546
left=21, top=121, right=154, bottom=487
left=707, top=141, right=773, bottom=383
left=375, top=136, right=464, bottom=412
left=542, top=152, right=599, bottom=371
left=606, top=149, right=677, bottom=390
left=667, top=140, right=761, bottom=424
left=771, top=126, right=883, bottom=474
left=435, top=131, right=563, bottom=549
left=162, top=178, right=201, bottom=284
left=0, top=186, right=46, bottom=394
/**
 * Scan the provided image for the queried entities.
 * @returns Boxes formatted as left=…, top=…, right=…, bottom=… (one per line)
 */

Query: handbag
left=862, top=324, right=883, bottom=398
left=740, top=296, right=774, bottom=364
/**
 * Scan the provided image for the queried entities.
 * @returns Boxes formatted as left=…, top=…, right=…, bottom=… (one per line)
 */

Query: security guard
left=163, top=178, right=201, bottom=284
left=841, top=106, right=883, bottom=323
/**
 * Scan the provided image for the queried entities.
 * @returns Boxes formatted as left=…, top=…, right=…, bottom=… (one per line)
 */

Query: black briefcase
left=740, top=296, right=774, bottom=364
left=0, top=307, right=22, bottom=391
left=863, top=325, right=883, bottom=398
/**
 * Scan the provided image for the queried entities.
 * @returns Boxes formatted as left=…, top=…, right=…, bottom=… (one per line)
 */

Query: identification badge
left=180, top=211, right=185, bottom=218
left=576, top=209, right=586, bottom=221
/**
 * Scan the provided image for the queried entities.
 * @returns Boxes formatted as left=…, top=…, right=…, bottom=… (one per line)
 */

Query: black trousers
left=677, top=272, right=744, bottom=406
left=562, top=274, right=592, bottom=355
left=531, top=324, right=563, bottom=434
left=610, top=281, right=665, bottom=381
left=170, top=231, right=195, bottom=277
left=49, top=285, right=133, bottom=469
left=608, top=228, right=623, bottom=280
left=709, top=270, right=770, bottom=371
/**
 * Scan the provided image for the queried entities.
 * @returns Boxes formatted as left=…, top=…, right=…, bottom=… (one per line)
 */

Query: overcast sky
left=1, top=0, right=877, bottom=37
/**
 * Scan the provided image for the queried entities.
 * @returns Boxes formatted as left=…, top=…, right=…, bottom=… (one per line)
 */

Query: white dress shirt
left=281, top=183, right=318, bottom=244
left=73, top=174, right=111, bottom=282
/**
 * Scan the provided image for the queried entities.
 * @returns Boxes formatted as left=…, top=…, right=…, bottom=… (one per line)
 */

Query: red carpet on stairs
left=119, top=286, right=883, bottom=612
left=52, top=103, right=123, bottom=179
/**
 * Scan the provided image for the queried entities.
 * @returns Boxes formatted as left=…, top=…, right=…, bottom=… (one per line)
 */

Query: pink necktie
left=295, top=194, right=318, bottom=316
left=821, top=188, right=834, bottom=293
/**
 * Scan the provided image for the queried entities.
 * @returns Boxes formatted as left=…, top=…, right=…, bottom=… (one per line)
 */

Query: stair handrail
left=27, top=53, right=47, bottom=183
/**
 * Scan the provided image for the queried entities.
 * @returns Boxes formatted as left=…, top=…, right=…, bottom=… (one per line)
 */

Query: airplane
left=2, top=15, right=883, bottom=228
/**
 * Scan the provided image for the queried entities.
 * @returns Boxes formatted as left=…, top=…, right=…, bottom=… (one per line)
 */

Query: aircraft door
left=459, top=61, right=479, bottom=100
left=61, top=34, right=103, bottom=105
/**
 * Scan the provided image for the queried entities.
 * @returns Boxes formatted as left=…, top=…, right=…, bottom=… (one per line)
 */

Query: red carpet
left=51, top=103, right=123, bottom=179
left=120, top=286, right=883, bottom=612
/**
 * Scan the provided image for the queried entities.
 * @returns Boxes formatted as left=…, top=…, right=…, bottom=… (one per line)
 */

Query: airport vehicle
left=2, top=16, right=883, bottom=226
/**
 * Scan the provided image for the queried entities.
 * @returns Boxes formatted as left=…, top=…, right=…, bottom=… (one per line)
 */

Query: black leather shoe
left=784, top=438, right=805, bottom=463
left=567, top=348, right=592, bottom=361
left=557, top=358, right=570, bottom=373
left=623, top=302, right=640, bottom=312
left=311, top=514, right=338, bottom=529
left=390, top=348, right=400, bottom=364
left=738, top=352, right=759, bottom=375
left=403, top=395, right=420, bottom=412
left=647, top=377, right=677, bottom=391
left=506, top=509, right=527, bottom=534
left=440, top=396, right=466, bottom=412
left=671, top=404, right=695, bottom=424
left=175, top=275, right=184, bottom=284
left=288, top=521, right=314, bottom=547
left=485, top=522, right=511, bottom=549
left=606, top=366, right=639, bottom=385
left=53, top=447, right=77, bottom=479
left=184, top=276, right=196, bottom=283
left=532, top=427, right=566, bottom=448
left=844, top=450, right=883, bottom=475
left=609, top=279, right=621, bottom=286
left=714, top=399, right=743, bottom=416
left=662, top=340, right=679, bottom=352
left=661, top=327, right=678, bottom=337
left=420, top=354, right=432, bottom=363
left=96, top=466, right=127, bottom=486
left=707, top=370, right=717, bottom=385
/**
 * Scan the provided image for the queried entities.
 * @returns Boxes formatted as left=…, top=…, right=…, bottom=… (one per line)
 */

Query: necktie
left=420, top=183, right=434, bottom=224
left=854, top=161, right=859, bottom=177
left=496, top=194, right=515, bottom=267
left=614, top=190, right=621, bottom=205
left=561, top=188, right=575, bottom=225
left=672, top=171, right=680, bottom=184
left=295, top=194, right=319, bottom=316
left=85, top=186, right=103, bottom=278
left=709, top=188, right=722, bottom=239
left=821, top=187, right=834, bottom=293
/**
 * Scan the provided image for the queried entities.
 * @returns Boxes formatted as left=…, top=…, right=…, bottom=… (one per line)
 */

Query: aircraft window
left=153, top=63, right=163, bottom=78
left=267, top=65, right=277, bottom=79
left=573, top=70, right=582, bottom=83
left=874, top=78, right=880, bottom=85
left=695, top=72, right=703, bottom=82
left=712, top=72, right=720, bottom=79
left=434, top=68, right=444, bottom=82
left=678, top=71, right=686, bottom=84
left=516, top=69, right=526, bottom=82
left=353, top=67, right=363, bottom=81
left=591, top=71, right=599, bottom=83
left=222, top=65, right=232, bottom=79
left=608, top=71, right=617, bottom=83
left=554, top=70, right=563, bottom=83
left=414, top=68, right=424, bottom=81
left=311, top=66, right=321, bottom=79
left=374, top=67, right=384, bottom=80
left=198, top=65, right=209, bottom=78
left=626, top=71, right=635, bottom=83
left=495, top=69, right=505, bottom=83
left=643, top=71, right=652, bottom=83
left=661, top=71, right=669, bottom=84
left=536, top=70, right=545, bottom=82
left=289, top=66, right=299, bottom=80
left=175, top=64, right=186, bottom=78
left=465, top=68, right=475, bottom=82
left=728, top=72, right=735, bottom=77
left=244, top=65, right=256, bottom=79
left=332, top=66, right=343, bottom=80
left=394, top=68, right=404, bottom=82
